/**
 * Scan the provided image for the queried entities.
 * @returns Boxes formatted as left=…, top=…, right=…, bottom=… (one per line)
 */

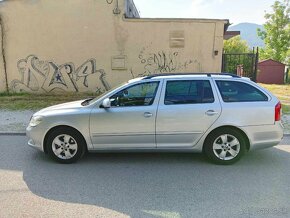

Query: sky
left=133, top=0, right=277, bottom=25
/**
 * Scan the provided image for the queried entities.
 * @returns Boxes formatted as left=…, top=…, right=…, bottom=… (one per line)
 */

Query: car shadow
left=1, top=136, right=290, bottom=217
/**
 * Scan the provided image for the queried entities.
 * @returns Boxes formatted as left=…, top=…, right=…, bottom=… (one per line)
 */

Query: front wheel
left=46, top=127, right=86, bottom=164
left=203, top=128, right=247, bottom=165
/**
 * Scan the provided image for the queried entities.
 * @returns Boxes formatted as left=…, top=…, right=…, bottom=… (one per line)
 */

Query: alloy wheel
left=52, top=134, right=78, bottom=160
left=212, top=134, right=241, bottom=161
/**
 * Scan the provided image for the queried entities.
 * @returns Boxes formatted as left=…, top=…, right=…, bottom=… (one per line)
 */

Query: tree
left=223, top=36, right=251, bottom=54
left=223, top=36, right=252, bottom=76
left=258, top=0, right=290, bottom=64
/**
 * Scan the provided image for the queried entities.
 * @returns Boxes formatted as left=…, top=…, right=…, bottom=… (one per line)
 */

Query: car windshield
left=85, top=82, right=128, bottom=105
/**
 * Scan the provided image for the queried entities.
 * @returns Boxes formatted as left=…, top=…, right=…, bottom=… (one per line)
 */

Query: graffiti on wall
left=137, top=47, right=197, bottom=77
left=11, top=55, right=111, bottom=93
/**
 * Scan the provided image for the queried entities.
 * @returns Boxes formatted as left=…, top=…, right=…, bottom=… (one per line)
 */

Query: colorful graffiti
left=11, top=55, right=110, bottom=93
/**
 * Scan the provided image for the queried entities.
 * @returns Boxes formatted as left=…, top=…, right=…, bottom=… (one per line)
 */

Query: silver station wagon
left=26, top=73, right=284, bottom=164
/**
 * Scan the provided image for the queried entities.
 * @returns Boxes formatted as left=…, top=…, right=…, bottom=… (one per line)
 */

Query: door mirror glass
left=101, top=98, right=111, bottom=108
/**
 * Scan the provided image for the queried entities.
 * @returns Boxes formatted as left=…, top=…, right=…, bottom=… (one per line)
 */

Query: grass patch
left=260, top=83, right=290, bottom=114
left=0, top=92, right=99, bottom=111
left=1, top=83, right=290, bottom=112
left=282, top=105, right=290, bottom=114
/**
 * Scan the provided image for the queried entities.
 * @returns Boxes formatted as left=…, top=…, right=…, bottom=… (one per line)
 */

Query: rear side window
left=216, top=81, right=268, bottom=102
left=165, top=80, right=214, bottom=105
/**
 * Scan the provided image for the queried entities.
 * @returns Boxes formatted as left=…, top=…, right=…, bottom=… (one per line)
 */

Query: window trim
left=164, top=80, right=215, bottom=105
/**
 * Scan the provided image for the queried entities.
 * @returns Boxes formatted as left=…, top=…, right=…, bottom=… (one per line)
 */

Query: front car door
left=156, top=78, right=221, bottom=147
left=90, top=80, right=162, bottom=149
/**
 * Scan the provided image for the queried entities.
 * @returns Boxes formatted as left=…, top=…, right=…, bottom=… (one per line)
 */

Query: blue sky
left=133, top=0, right=276, bottom=25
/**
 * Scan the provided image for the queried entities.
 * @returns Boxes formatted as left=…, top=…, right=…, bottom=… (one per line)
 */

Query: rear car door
left=156, top=78, right=221, bottom=147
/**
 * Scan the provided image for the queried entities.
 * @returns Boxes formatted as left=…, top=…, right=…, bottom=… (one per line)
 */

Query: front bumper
left=26, top=125, right=45, bottom=152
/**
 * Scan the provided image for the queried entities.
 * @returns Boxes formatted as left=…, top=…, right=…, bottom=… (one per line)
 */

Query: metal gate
left=222, top=48, right=259, bottom=81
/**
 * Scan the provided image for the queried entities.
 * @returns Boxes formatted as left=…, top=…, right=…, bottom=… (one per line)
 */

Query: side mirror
left=100, top=98, right=111, bottom=108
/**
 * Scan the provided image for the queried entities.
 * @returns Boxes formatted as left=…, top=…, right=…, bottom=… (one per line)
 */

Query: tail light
left=275, top=102, right=282, bottom=121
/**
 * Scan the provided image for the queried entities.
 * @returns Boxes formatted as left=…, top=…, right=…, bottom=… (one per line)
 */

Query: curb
left=0, top=132, right=26, bottom=136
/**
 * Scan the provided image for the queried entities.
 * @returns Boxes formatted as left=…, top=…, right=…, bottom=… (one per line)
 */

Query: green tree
left=223, top=36, right=253, bottom=76
left=223, top=36, right=251, bottom=53
left=258, top=0, right=290, bottom=64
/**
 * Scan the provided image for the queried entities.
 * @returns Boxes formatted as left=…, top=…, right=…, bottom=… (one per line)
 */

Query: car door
left=156, top=78, right=221, bottom=147
left=90, top=80, right=162, bottom=149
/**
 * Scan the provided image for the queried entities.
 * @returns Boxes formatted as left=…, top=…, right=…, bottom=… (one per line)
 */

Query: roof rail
left=142, top=73, right=240, bottom=80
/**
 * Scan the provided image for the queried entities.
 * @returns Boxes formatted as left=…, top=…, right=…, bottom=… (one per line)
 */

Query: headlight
left=29, top=116, right=44, bottom=127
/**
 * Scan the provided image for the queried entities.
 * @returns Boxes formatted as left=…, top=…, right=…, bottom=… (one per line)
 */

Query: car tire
left=46, top=127, right=86, bottom=164
left=203, top=128, right=247, bottom=165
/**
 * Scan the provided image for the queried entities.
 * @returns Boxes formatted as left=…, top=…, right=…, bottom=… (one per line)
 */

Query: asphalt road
left=0, top=136, right=290, bottom=218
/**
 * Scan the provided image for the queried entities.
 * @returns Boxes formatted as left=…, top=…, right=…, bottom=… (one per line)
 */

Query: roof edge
left=123, top=16, right=229, bottom=24
left=259, top=59, right=286, bottom=65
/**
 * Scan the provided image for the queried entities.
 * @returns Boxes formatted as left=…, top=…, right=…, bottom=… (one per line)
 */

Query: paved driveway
left=0, top=136, right=290, bottom=218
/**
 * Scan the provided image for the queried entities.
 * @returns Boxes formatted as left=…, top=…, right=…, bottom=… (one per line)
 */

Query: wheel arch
left=43, top=125, right=88, bottom=154
left=203, top=125, right=250, bottom=151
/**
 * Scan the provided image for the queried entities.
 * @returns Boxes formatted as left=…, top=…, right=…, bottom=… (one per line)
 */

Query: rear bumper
left=241, top=122, right=284, bottom=151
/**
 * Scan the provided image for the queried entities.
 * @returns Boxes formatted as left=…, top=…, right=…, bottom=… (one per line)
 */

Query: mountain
left=228, top=23, right=265, bottom=48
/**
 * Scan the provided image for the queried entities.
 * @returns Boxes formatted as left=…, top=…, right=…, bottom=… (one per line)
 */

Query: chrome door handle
left=206, top=110, right=219, bottom=116
left=144, top=112, right=153, bottom=118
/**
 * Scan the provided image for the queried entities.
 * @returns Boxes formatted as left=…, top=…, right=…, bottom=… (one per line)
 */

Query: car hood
left=35, top=100, right=85, bottom=116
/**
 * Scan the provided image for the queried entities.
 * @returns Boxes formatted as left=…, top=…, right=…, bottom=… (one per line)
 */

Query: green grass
left=260, top=83, right=290, bottom=114
left=0, top=83, right=290, bottom=113
left=282, top=105, right=290, bottom=114
left=0, top=92, right=99, bottom=110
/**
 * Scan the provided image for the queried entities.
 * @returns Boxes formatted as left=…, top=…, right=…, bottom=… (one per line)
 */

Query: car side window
left=216, top=80, right=268, bottom=102
left=165, top=80, right=214, bottom=105
left=110, top=82, right=160, bottom=107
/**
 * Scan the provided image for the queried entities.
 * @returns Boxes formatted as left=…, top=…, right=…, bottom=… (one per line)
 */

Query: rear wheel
left=46, top=127, right=86, bottom=164
left=204, top=128, right=247, bottom=165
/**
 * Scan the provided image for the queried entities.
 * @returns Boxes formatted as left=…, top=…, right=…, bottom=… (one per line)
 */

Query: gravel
left=282, top=114, right=290, bottom=134
left=0, top=110, right=36, bottom=132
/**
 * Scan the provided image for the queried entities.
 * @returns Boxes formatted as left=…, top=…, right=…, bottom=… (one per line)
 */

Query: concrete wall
left=0, top=0, right=228, bottom=93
